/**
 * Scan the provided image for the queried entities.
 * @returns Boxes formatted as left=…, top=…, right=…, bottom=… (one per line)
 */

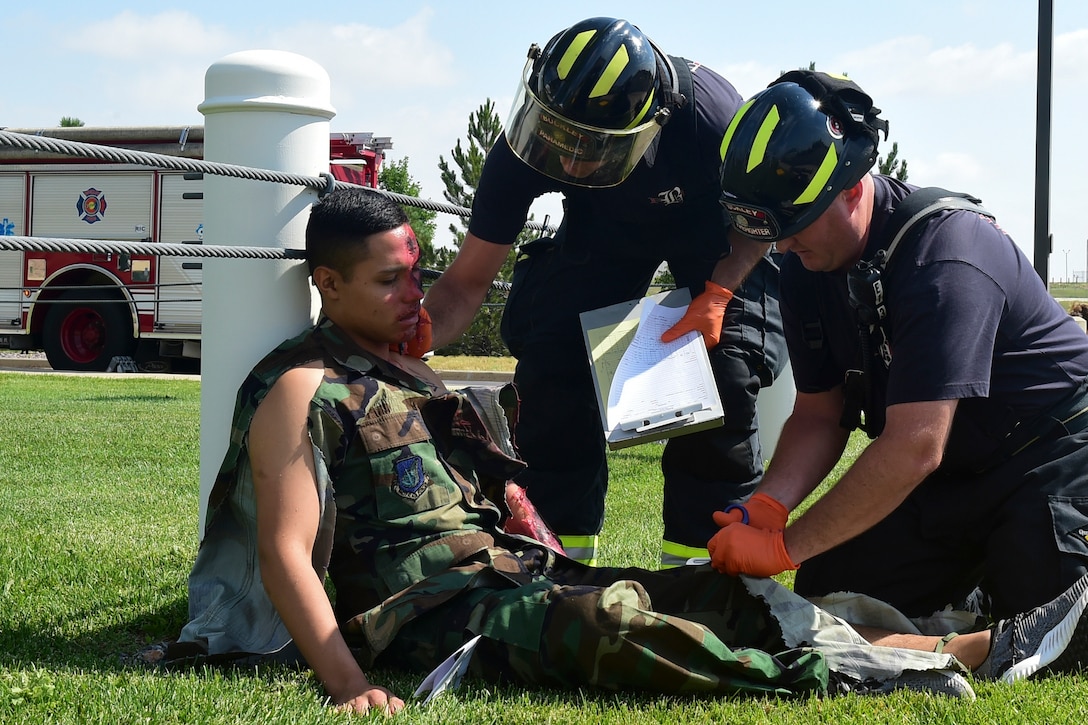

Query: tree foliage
left=877, top=141, right=909, bottom=180
left=438, top=99, right=501, bottom=248
left=437, top=98, right=540, bottom=280
left=434, top=99, right=543, bottom=356
left=59, top=117, right=84, bottom=127
left=378, top=156, right=439, bottom=268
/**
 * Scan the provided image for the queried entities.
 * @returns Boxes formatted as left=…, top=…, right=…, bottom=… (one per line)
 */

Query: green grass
left=1049, top=282, right=1088, bottom=300
left=427, top=354, right=516, bottom=373
left=4, top=372, right=1088, bottom=723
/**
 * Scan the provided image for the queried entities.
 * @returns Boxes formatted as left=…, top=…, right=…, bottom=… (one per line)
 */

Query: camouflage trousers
left=374, top=561, right=827, bottom=696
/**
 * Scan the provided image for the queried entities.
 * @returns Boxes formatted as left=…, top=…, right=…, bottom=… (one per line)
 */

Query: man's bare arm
left=423, top=232, right=511, bottom=349
left=756, top=388, right=853, bottom=510
left=250, top=363, right=404, bottom=715
left=709, top=230, right=772, bottom=291
left=783, top=398, right=957, bottom=564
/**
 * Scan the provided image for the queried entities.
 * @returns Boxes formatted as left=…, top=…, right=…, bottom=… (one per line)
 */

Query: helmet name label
left=722, top=200, right=780, bottom=240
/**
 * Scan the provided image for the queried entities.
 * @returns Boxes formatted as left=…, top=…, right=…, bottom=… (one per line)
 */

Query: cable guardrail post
left=195, top=50, right=335, bottom=537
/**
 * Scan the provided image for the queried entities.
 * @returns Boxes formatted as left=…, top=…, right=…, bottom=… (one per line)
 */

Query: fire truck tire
left=42, top=290, right=137, bottom=372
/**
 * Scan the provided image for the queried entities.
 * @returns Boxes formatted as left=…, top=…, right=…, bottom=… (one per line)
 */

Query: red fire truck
left=0, top=125, right=389, bottom=371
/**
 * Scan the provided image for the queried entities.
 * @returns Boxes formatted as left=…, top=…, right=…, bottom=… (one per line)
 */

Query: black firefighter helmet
left=718, top=70, right=889, bottom=241
left=504, top=17, right=682, bottom=187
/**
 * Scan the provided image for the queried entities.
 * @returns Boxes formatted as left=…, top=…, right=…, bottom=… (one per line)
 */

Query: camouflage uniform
left=174, top=318, right=946, bottom=696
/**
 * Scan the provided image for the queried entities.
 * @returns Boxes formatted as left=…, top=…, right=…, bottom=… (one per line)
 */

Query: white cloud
left=1055, top=28, right=1088, bottom=80
left=63, top=10, right=235, bottom=59
left=262, top=9, right=457, bottom=93
left=907, top=151, right=985, bottom=186
left=837, top=36, right=1034, bottom=98
left=714, top=60, right=781, bottom=99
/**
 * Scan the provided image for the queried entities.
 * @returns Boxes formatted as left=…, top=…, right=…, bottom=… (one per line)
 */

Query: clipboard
left=580, top=289, right=724, bottom=450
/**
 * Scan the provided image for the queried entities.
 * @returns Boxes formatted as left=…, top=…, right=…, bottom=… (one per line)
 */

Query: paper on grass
left=413, top=634, right=481, bottom=705
left=605, top=299, right=714, bottom=432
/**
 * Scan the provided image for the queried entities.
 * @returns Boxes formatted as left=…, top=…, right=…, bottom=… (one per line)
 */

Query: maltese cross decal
left=76, top=187, right=108, bottom=224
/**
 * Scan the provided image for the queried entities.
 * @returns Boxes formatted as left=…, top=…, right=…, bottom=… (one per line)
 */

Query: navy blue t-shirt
left=781, top=175, right=1088, bottom=468
left=469, top=58, right=742, bottom=258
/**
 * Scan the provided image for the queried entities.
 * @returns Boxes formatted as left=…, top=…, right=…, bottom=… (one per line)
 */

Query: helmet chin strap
left=648, top=40, right=686, bottom=123
left=640, top=44, right=686, bottom=169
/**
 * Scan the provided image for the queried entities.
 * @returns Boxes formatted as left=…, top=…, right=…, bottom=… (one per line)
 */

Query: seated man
left=168, top=187, right=1088, bottom=715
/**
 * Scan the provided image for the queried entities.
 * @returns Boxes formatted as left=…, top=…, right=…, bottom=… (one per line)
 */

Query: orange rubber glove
left=712, top=493, right=789, bottom=531
left=660, top=280, right=734, bottom=348
left=392, top=306, right=433, bottom=358
left=707, top=524, right=799, bottom=577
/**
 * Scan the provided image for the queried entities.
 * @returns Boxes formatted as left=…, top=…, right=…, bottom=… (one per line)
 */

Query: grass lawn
left=3, top=372, right=1088, bottom=723
left=427, top=354, right=516, bottom=373
left=1049, top=282, right=1088, bottom=301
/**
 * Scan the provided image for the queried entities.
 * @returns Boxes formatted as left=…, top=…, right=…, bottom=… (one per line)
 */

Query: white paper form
left=412, top=634, right=481, bottom=705
left=606, top=299, right=714, bottom=432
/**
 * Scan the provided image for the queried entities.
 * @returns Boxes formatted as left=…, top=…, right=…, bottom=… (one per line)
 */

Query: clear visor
left=505, top=59, right=664, bottom=188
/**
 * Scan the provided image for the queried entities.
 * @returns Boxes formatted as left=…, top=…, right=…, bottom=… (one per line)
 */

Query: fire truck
left=0, top=125, right=391, bottom=372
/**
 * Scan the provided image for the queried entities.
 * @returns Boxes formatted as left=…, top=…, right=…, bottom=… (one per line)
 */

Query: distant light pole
left=1065, top=249, right=1070, bottom=282
left=1033, top=0, right=1053, bottom=283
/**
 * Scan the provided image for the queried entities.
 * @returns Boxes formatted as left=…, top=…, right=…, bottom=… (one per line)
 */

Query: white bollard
left=196, top=50, right=336, bottom=536
left=756, top=359, right=795, bottom=461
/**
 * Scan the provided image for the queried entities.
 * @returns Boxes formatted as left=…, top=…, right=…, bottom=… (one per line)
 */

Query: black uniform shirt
left=782, top=175, right=1088, bottom=466
left=469, top=59, right=743, bottom=258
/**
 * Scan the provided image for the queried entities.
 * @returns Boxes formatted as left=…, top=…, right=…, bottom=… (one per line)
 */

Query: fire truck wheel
left=42, top=290, right=137, bottom=372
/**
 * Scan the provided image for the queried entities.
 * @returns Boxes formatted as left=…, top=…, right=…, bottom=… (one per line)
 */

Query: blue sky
left=6, top=1, right=1088, bottom=279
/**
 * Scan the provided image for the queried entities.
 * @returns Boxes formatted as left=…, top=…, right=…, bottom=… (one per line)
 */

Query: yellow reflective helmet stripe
left=794, top=143, right=838, bottom=204
left=747, top=105, right=781, bottom=173
left=557, top=33, right=651, bottom=129
left=590, top=44, right=629, bottom=98
left=721, top=96, right=840, bottom=206
left=557, top=29, right=596, bottom=79
left=719, top=98, right=755, bottom=162
left=625, top=86, right=655, bottom=129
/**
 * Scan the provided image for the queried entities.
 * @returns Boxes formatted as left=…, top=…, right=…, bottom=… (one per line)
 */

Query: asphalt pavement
left=0, top=353, right=511, bottom=386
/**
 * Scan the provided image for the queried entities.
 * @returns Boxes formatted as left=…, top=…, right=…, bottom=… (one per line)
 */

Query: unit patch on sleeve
left=393, top=453, right=429, bottom=500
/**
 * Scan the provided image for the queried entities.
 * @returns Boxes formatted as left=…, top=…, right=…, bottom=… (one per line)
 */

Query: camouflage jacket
left=178, top=318, right=537, bottom=659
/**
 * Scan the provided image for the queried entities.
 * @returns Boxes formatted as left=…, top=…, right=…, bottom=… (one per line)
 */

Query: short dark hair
left=305, top=187, right=408, bottom=278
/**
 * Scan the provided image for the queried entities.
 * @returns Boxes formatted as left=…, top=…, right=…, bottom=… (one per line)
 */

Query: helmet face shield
left=506, top=58, right=664, bottom=188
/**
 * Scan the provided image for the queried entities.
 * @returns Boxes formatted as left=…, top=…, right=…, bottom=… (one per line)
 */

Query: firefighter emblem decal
left=76, top=187, right=107, bottom=224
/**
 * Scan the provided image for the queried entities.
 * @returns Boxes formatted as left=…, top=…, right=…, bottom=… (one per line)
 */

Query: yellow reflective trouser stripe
left=557, top=534, right=599, bottom=567
left=660, top=540, right=710, bottom=569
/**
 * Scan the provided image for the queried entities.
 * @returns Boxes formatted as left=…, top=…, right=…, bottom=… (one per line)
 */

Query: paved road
left=0, top=355, right=512, bottom=386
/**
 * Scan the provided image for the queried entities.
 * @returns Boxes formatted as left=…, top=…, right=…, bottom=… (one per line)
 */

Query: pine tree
left=378, top=156, right=439, bottom=268
left=438, top=100, right=500, bottom=248
left=438, top=99, right=539, bottom=281
left=878, top=141, right=909, bottom=180
left=434, top=99, right=542, bottom=356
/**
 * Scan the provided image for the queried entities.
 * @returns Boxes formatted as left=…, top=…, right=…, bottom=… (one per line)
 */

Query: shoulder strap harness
left=840, top=187, right=994, bottom=436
